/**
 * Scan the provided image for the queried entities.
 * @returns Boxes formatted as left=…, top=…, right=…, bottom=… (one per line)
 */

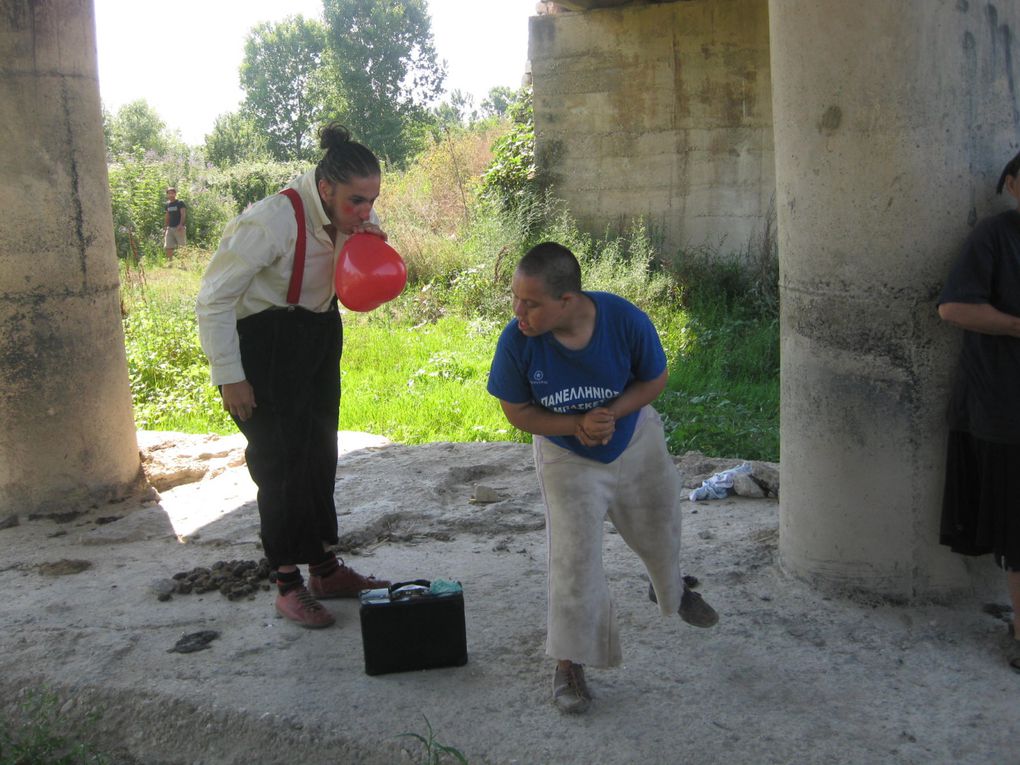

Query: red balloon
left=334, top=233, right=408, bottom=312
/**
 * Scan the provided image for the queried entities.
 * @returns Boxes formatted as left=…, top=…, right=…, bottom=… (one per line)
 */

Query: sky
left=93, top=0, right=535, bottom=146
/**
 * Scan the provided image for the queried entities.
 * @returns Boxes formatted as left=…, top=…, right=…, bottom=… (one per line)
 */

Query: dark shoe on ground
left=553, top=662, right=592, bottom=714
left=309, top=559, right=391, bottom=599
left=275, top=586, right=335, bottom=628
left=648, top=582, right=720, bottom=628
left=680, top=586, right=719, bottom=628
left=1007, top=624, right=1020, bottom=674
left=647, top=574, right=701, bottom=600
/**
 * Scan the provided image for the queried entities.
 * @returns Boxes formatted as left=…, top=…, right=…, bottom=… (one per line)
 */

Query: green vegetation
left=107, top=28, right=779, bottom=461
left=121, top=257, right=234, bottom=434
left=119, top=110, right=779, bottom=460
left=0, top=689, right=108, bottom=765
left=400, top=716, right=469, bottom=765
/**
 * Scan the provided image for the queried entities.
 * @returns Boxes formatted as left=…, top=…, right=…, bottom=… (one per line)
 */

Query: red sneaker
left=308, top=559, right=391, bottom=599
left=275, top=586, right=335, bottom=628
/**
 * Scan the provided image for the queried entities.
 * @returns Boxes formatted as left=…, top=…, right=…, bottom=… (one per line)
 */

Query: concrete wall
left=529, top=0, right=773, bottom=257
left=771, top=0, right=1020, bottom=598
left=0, top=0, right=141, bottom=514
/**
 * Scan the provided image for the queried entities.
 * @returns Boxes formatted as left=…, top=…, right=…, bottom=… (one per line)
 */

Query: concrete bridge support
left=0, top=0, right=140, bottom=514
left=770, top=0, right=1020, bottom=597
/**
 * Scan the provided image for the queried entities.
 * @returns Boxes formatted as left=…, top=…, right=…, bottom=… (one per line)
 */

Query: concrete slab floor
left=0, top=436, right=1015, bottom=764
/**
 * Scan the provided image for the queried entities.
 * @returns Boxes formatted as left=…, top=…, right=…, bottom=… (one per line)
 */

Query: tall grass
left=657, top=246, right=780, bottom=460
left=120, top=254, right=234, bottom=433
left=339, top=312, right=517, bottom=444
left=119, top=127, right=780, bottom=460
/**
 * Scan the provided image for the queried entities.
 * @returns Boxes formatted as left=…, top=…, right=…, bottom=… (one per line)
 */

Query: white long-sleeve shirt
left=195, top=169, right=377, bottom=386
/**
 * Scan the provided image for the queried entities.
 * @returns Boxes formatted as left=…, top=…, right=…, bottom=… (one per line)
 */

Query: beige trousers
left=535, top=406, right=683, bottom=668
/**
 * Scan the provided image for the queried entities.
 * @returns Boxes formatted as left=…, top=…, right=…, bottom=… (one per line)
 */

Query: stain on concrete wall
left=530, top=0, right=773, bottom=258
left=985, top=4, right=1019, bottom=125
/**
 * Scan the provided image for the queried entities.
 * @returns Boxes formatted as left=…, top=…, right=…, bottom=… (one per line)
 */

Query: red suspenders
left=278, top=188, right=306, bottom=305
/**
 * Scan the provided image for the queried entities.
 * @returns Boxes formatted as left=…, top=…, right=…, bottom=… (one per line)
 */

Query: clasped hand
left=576, top=407, right=615, bottom=447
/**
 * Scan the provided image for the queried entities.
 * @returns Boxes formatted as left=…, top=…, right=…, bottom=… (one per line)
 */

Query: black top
left=165, top=199, right=187, bottom=228
left=938, top=210, right=1020, bottom=443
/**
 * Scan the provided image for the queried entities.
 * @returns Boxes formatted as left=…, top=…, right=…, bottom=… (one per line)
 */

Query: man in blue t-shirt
left=487, top=242, right=719, bottom=714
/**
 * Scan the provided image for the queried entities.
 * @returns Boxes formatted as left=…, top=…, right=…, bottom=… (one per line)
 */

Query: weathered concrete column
left=770, top=0, right=1020, bottom=598
left=0, top=0, right=140, bottom=514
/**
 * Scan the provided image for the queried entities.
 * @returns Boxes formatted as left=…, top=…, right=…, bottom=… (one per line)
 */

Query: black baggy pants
left=232, top=304, right=342, bottom=568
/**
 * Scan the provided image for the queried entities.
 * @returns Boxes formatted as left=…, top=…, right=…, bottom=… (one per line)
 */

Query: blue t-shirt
left=487, top=291, right=667, bottom=463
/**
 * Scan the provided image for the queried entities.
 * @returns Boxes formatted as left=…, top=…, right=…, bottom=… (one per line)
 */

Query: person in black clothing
left=163, top=187, right=187, bottom=261
left=938, top=149, right=1020, bottom=673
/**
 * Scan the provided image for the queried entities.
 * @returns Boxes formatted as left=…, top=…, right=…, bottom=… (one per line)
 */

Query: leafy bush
left=108, top=159, right=170, bottom=261
left=183, top=182, right=236, bottom=251
left=206, top=159, right=307, bottom=212
left=479, top=87, right=536, bottom=217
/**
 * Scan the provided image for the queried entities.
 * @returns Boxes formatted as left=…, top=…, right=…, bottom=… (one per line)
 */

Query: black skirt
left=940, top=431, right=1020, bottom=570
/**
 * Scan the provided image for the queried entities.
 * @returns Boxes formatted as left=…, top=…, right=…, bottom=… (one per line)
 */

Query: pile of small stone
left=171, top=559, right=272, bottom=601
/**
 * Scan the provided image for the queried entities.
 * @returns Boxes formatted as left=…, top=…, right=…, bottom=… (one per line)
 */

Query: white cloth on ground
left=689, top=462, right=752, bottom=501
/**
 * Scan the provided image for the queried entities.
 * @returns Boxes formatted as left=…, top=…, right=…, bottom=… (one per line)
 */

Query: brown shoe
left=275, top=586, right=335, bottom=628
left=308, top=559, right=391, bottom=599
left=553, top=662, right=592, bottom=714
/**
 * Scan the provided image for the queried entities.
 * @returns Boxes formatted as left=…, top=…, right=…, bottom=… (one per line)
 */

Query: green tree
left=433, top=89, right=476, bottom=129
left=106, top=99, right=169, bottom=158
left=204, top=111, right=271, bottom=168
left=239, top=15, right=328, bottom=161
left=322, top=0, right=446, bottom=165
left=480, top=86, right=515, bottom=119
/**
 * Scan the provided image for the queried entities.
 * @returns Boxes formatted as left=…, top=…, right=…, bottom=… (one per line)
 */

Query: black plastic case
left=359, top=580, right=468, bottom=676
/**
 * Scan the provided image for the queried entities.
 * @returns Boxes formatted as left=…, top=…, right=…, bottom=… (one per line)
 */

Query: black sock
left=308, top=553, right=339, bottom=578
left=275, top=569, right=303, bottom=595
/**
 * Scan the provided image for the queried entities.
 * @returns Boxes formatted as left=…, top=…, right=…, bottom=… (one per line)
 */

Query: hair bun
left=319, top=122, right=353, bottom=151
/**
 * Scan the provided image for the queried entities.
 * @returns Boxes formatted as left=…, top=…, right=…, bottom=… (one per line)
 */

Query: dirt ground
left=0, top=431, right=1016, bottom=765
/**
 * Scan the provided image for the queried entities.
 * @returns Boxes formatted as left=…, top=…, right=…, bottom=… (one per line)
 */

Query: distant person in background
left=487, top=242, right=719, bottom=714
left=196, top=124, right=391, bottom=629
left=937, top=148, right=1020, bottom=674
left=163, top=187, right=187, bottom=261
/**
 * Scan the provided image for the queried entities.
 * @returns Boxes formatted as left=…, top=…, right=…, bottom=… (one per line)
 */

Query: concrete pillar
left=0, top=0, right=140, bottom=514
left=770, top=0, right=1020, bottom=598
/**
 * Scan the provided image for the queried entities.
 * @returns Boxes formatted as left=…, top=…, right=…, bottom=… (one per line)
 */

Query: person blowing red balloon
left=335, top=232, right=407, bottom=312
left=196, top=123, right=394, bottom=629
